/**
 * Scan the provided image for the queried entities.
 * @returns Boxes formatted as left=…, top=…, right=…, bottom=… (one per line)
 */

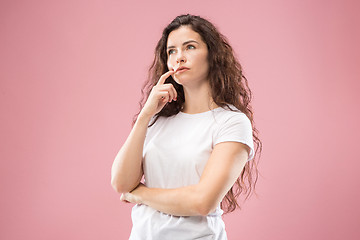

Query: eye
left=168, top=49, right=175, bottom=55
left=187, top=45, right=195, bottom=50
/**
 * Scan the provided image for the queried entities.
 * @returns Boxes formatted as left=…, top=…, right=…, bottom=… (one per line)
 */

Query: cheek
left=167, top=60, right=172, bottom=70
left=167, top=57, right=175, bottom=69
left=194, top=51, right=208, bottom=64
left=195, top=55, right=209, bottom=72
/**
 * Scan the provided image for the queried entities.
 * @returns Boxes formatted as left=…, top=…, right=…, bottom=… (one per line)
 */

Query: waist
left=130, top=205, right=226, bottom=239
left=132, top=203, right=223, bottom=217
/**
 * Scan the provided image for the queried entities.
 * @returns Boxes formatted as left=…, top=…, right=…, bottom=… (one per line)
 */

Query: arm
left=111, top=70, right=177, bottom=193
left=121, top=141, right=250, bottom=216
left=111, top=113, right=150, bottom=193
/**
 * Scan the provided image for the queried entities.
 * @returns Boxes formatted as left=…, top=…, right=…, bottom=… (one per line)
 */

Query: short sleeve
left=213, top=113, right=255, bottom=161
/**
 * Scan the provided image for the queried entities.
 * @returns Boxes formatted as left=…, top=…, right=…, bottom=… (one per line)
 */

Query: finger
left=161, top=78, right=178, bottom=100
left=156, top=70, right=175, bottom=86
left=158, top=91, right=170, bottom=103
left=120, top=194, right=131, bottom=203
left=158, top=84, right=176, bottom=102
left=166, top=84, right=177, bottom=101
left=120, top=194, right=125, bottom=201
left=172, top=63, right=180, bottom=72
left=164, top=85, right=177, bottom=101
left=158, top=90, right=170, bottom=100
left=161, top=87, right=174, bottom=102
left=170, top=85, right=177, bottom=101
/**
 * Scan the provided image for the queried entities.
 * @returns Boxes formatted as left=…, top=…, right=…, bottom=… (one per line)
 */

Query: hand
left=120, top=182, right=146, bottom=205
left=140, top=71, right=178, bottom=118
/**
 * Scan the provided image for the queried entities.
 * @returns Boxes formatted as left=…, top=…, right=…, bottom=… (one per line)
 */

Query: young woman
left=111, top=14, right=262, bottom=240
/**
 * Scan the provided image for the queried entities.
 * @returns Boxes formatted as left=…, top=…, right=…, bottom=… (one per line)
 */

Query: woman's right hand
left=140, top=70, right=178, bottom=118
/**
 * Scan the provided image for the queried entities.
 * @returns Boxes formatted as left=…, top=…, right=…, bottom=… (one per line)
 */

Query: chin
left=173, top=77, right=185, bottom=85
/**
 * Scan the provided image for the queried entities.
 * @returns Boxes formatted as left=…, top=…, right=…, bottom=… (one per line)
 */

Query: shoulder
left=212, top=105, right=255, bottom=161
left=214, top=105, right=251, bottom=126
left=212, top=105, right=253, bottom=142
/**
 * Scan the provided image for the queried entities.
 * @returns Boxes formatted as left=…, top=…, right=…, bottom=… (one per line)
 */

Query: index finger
left=156, top=70, right=175, bottom=86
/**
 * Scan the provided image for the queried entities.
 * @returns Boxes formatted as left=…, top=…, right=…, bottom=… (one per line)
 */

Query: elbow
left=194, top=192, right=218, bottom=216
left=196, top=204, right=216, bottom=216
left=111, top=180, right=123, bottom=194
left=111, top=178, right=128, bottom=194
left=196, top=207, right=211, bottom=217
left=111, top=177, right=138, bottom=194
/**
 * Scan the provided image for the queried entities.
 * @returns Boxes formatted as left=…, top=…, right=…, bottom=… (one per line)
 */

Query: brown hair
left=134, top=14, right=263, bottom=214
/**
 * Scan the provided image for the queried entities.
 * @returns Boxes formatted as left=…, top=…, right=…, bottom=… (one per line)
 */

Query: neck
left=181, top=81, right=218, bottom=114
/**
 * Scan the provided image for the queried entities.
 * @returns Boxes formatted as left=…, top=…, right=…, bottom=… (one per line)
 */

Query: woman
left=111, top=14, right=262, bottom=240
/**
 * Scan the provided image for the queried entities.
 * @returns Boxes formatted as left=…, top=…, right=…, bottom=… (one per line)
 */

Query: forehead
left=167, top=26, right=204, bottom=46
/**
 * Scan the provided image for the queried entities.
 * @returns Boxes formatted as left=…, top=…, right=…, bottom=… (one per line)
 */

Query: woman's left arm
left=120, top=141, right=250, bottom=216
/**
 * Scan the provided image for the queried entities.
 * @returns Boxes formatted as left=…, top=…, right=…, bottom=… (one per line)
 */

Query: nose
left=176, top=51, right=186, bottom=63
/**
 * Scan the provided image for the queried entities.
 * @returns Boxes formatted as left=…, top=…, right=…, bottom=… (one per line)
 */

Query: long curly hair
left=133, top=14, right=263, bottom=214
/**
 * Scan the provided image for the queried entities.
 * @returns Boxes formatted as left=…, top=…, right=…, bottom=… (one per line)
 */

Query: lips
left=174, top=66, right=190, bottom=73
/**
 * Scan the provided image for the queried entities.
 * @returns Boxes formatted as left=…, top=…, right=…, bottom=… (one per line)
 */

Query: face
left=166, top=26, right=209, bottom=86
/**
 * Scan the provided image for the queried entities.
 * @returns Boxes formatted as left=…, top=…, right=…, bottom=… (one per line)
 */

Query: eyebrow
left=167, top=40, right=199, bottom=49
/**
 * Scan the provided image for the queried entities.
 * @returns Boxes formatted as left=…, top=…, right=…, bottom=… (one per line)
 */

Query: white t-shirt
left=129, top=105, right=255, bottom=240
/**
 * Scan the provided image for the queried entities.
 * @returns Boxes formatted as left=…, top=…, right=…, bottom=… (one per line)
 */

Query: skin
left=167, top=25, right=209, bottom=88
left=112, top=26, right=250, bottom=217
left=167, top=25, right=217, bottom=113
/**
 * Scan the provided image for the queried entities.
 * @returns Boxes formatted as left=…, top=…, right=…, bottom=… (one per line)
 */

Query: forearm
left=136, top=184, right=211, bottom=217
left=111, top=112, right=151, bottom=193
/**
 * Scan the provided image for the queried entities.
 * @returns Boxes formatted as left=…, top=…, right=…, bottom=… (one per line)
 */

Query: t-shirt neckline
left=178, top=107, right=222, bottom=117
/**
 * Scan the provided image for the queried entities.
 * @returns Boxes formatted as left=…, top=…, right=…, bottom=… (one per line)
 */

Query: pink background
left=1, top=0, right=359, bottom=239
